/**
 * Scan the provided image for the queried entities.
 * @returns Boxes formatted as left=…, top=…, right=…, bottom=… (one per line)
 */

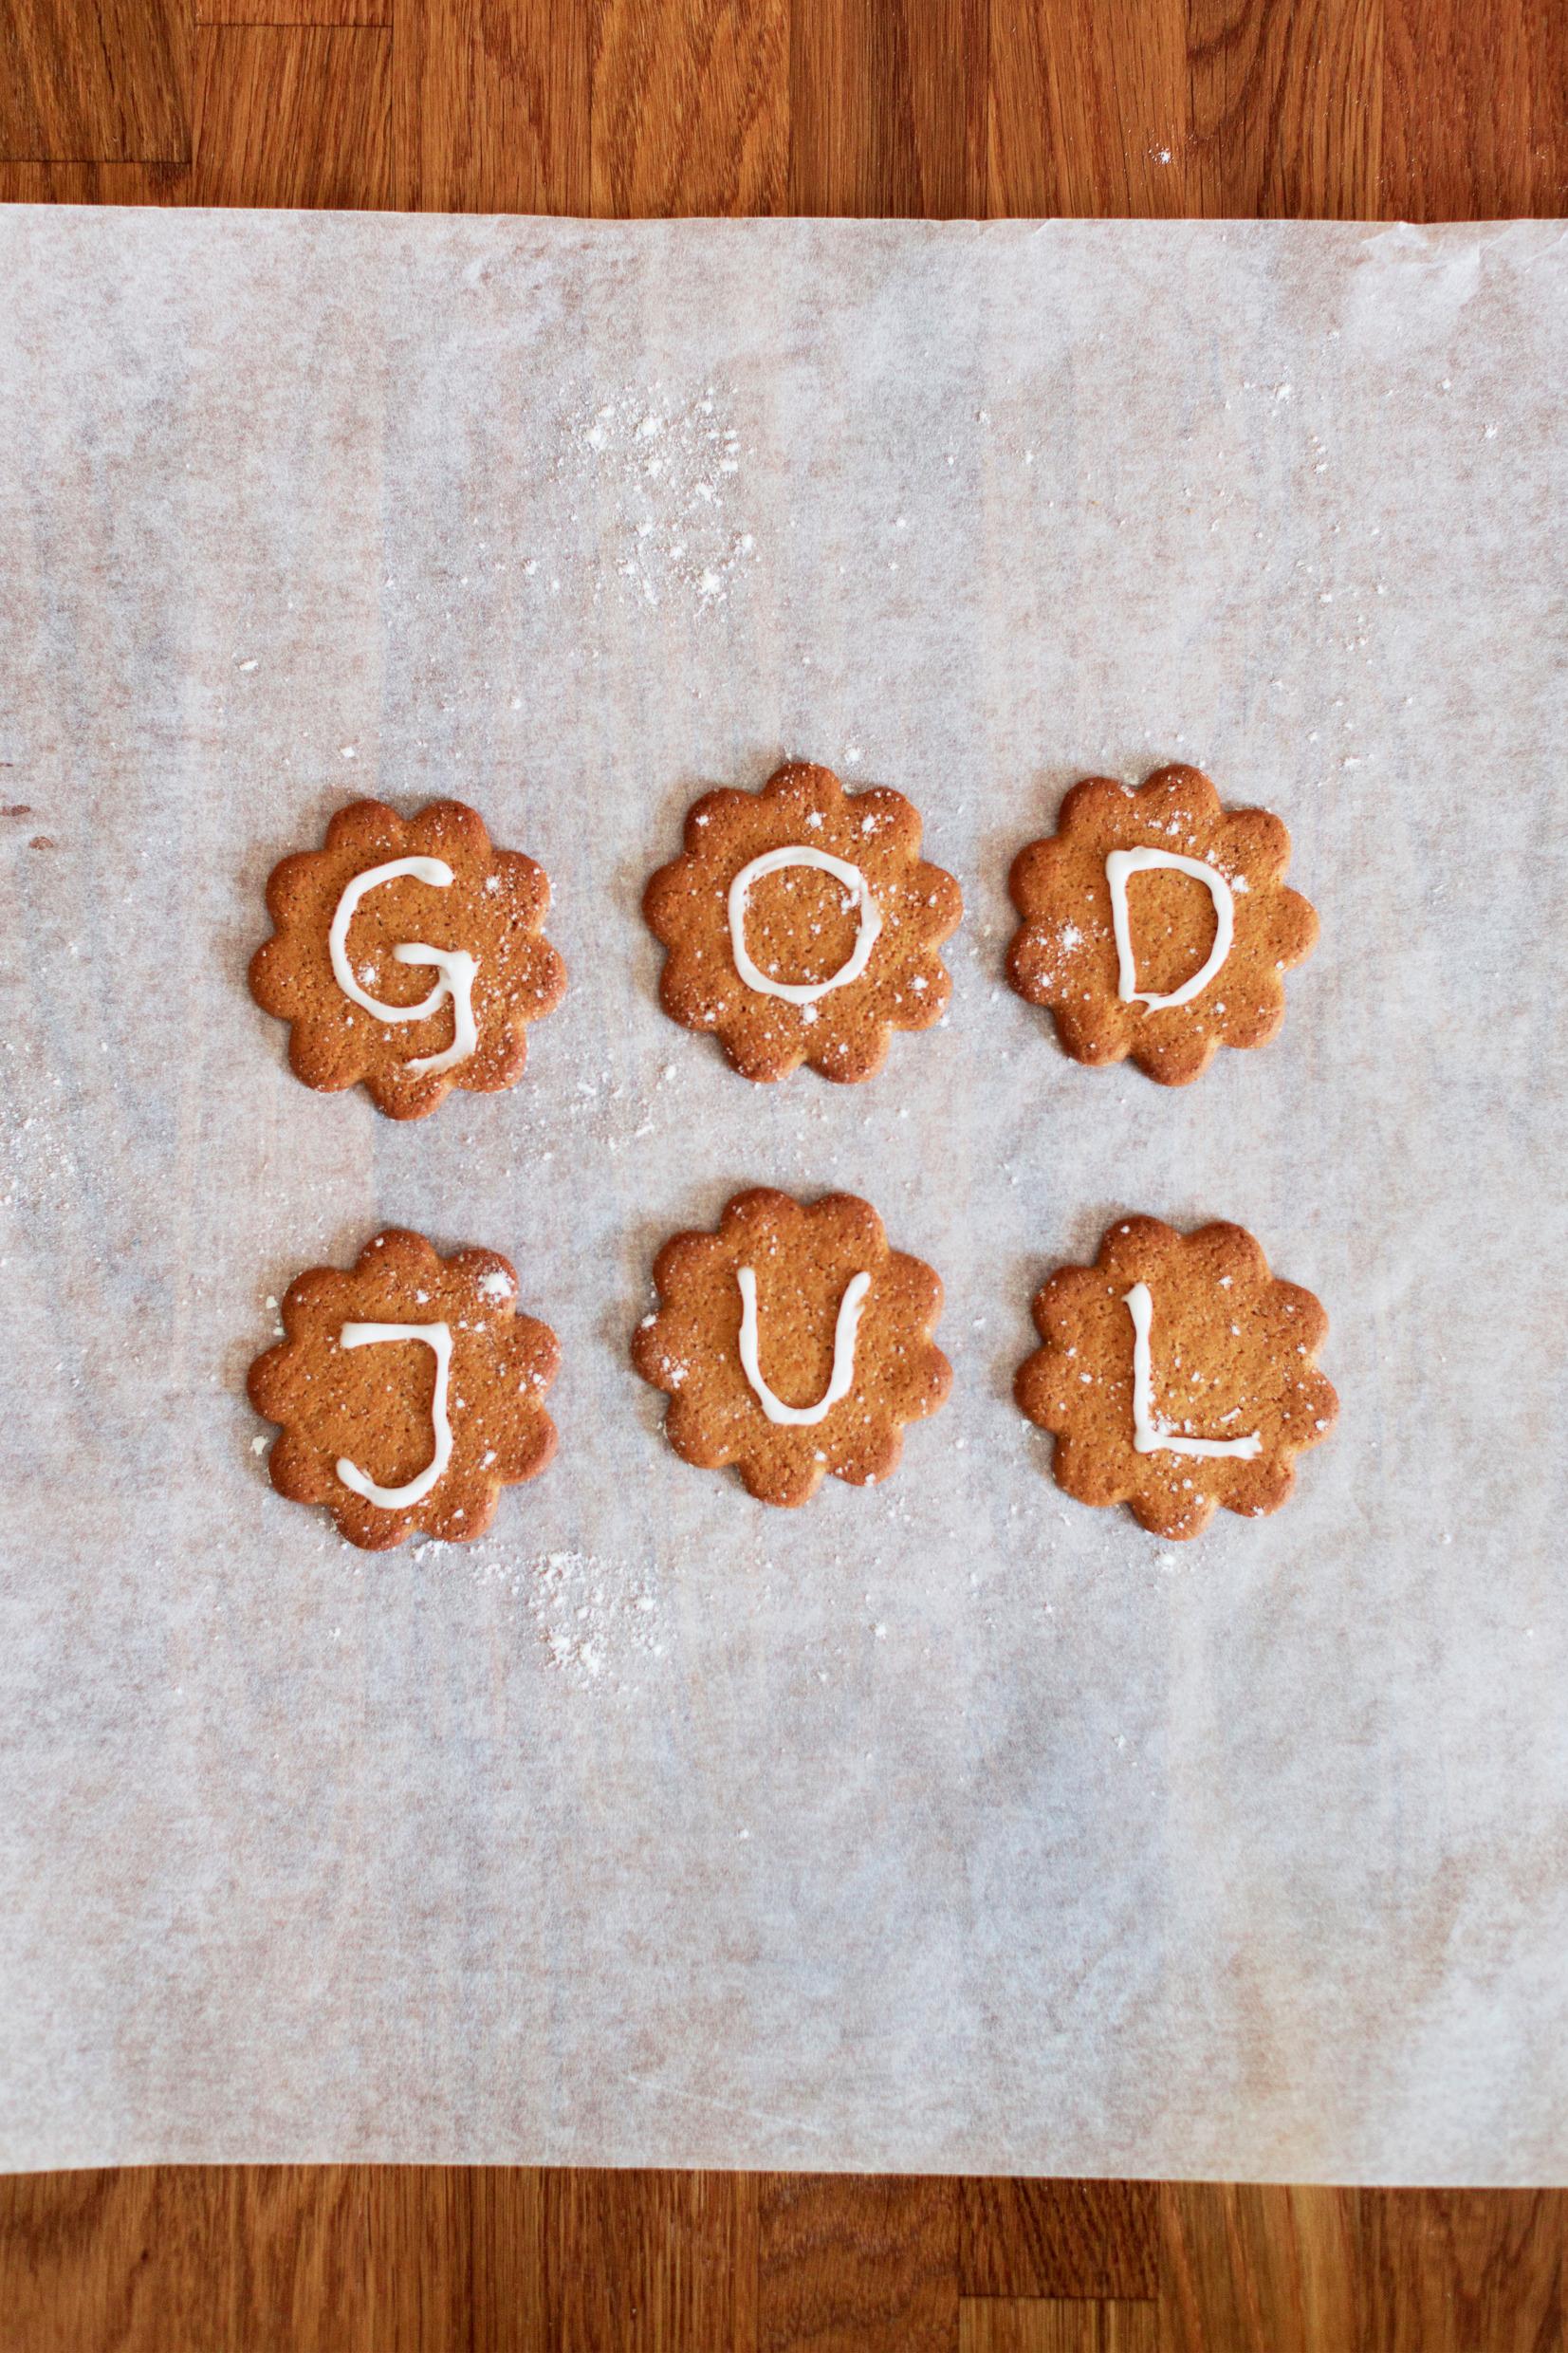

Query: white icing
left=727, top=845, right=881, bottom=1004
left=736, top=1266, right=871, bottom=1426
left=1124, top=1284, right=1262, bottom=1460
left=335, top=1321, right=454, bottom=1508
left=1105, top=846, right=1234, bottom=1010
left=328, top=856, right=479, bottom=1076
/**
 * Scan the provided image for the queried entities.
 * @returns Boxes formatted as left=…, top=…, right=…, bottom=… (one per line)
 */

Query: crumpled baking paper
left=1, top=209, right=1564, bottom=2180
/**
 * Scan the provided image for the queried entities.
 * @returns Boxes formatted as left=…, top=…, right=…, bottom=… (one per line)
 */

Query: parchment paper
left=2, top=211, right=1565, bottom=2183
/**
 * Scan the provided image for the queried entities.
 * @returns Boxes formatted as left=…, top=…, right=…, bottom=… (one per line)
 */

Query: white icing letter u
left=336, top=1321, right=454, bottom=1508
left=329, top=856, right=479, bottom=1077
left=736, top=1266, right=871, bottom=1426
left=1105, top=847, right=1234, bottom=1010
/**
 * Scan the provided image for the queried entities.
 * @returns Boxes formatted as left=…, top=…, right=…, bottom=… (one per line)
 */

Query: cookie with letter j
left=249, top=798, right=565, bottom=1119
left=249, top=1228, right=558, bottom=1550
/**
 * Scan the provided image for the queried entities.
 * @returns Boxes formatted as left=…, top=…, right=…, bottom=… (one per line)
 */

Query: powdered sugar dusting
left=564, top=383, right=759, bottom=613
left=411, top=1540, right=666, bottom=1694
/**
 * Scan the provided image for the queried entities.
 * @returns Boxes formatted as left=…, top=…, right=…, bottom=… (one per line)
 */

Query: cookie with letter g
left=249, top=1228, right=558, bottom=1550
left=1016, top=1215, right=1337, bottom=1540
left=1006, top=764, right=1317, bottom=1085
left=249, top=798, right=565, bottom=1119
left=633, top=1188, right=951, bottom=1506
left=644, top=761, right=963, bottom=1083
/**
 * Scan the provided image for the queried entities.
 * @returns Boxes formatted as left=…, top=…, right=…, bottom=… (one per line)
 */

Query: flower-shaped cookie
left=249, top=1228, right=558, bottom=1549
left=1006, top=765, right=1317, bottom=1085
left=1016, top=1216, right=1337, bottom=1540
left=643, top=762, right=963, bottom=1084
left=632, top=1188, right=951, bottom=1505
left=250, top=798, right=565, bottom=1120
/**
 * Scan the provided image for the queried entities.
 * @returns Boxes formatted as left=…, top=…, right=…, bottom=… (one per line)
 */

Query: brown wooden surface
left=2, top=0, right=1565, bottom=2345
left=2, top=0, right=1565, bottom=213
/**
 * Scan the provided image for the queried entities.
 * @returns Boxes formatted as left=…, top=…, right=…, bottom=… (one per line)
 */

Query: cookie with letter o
left=249, top=1228, right=559, bottom=1550
left=1005, top=765, right=1317, bottom=1085
left=632, top=1188, right=951, bottom=1506
left=1015, top=1215, right=1337, bottom=1541
left=249, top=798, right=565, bottom=1120
left=643, top=762, right=963, bottom=1084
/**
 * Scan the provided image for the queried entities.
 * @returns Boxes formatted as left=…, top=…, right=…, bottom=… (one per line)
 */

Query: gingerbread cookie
left=249, top=1228, right=558, bottom=1550
left=249, top=799, right=565, bottom=1120
left=1006, top=765, right=1317, bottom=1085
left=632, top=1189, right=950, bottom=1506
left=643, top=762, right=963, bottom=1084
left=1015, top=1215, right=1337, bottom=1540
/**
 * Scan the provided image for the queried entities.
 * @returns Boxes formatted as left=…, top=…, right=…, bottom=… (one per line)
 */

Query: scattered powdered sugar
left=410, top=1540, right=667, bottom=1694
left=563, top=382, right=759, bottom=613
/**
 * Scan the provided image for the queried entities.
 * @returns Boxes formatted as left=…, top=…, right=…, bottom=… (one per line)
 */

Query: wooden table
left=2, top=5, right=1563, bottom=2346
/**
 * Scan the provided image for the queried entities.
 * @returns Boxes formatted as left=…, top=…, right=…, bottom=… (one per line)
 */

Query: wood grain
left=1160, top=2184, right=1362, bottom=2353
left=960, top=2299, right=1159, bottom=2353
left=0, top=0, right=190, bottom=162
left=1358, top=2188, right=1562, bottom=2353
left=547, top=2169, right=757, bottom=2352
left=198, top=0, right=388, bottom=29
left=758, top=2173, right=959, bottom=2352
left=0, top=158, right=187, bottom=198
left=591, top=0, right=788, bottom=215
left=790, top=0, right=989, bottom=215
left=986, top=0, right=1192, bottom=217
left=961, top=2179, right=1158, bottom=2300
left=1187, top=0, right=1384, bottom=217
left=392, top=0, right=591, bottom=213
left=1381, top=0, right=1568, bottom=216
left=193, top=25, right=392, bottom=206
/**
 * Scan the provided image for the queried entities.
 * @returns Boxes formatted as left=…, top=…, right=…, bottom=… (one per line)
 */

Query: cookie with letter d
left=1016, top=1215, right=1337, bottom=1540
left=643, top=762, right=962, bottom=1084
left=633, top=1189, right=950, bottom=1506
left=1006, top=764, right=1317, bottom=1085
left=249, top=798, right=565, bottom=1119
left=249, top=1229, right=558, bottom=1549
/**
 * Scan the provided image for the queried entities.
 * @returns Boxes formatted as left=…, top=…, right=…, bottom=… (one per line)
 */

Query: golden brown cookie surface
left=250, top=798, right=565, bottom=1120
left=1006, top=764, right=1317, bottom=1085
left=632, top=1189, right=951, bottom=1506
left=249, top=1227, right=558, bottom=1550
left=644, top=762, right=963, bottom=1084
left=1016, top=1215, right=1337, bottom=1540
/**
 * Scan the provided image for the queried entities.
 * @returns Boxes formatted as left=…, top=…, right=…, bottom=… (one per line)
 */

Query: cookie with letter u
left=1015, top=1215, right=1337, bottom=1540
left=1005, top=764, right=1317, bottom=1085
left=633, top=1189, right=951, bottom=1505
left=249, top=799, right=565, bottom=1119
left=249, top=1228, right=558, bottom=1549
left=643, top=761, right=963, bottom=1084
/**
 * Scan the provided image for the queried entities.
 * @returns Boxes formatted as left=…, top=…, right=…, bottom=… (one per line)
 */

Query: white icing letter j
left=336, top=1321, right=454, bottom=1509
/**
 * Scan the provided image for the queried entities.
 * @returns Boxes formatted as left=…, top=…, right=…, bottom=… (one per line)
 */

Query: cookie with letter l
left=633, top=1188, right=951, bottom=1506
left=250, top=798, right=565, bottom=1119
left=1006, top=764, right=1317, bottom=1085
left=1016, top=1215, right=1337, bottom=1540
left=249, top=1228, right=558, bottom=1550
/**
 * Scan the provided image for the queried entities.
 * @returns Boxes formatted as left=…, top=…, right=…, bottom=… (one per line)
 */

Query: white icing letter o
left=728, top=846, right=882, bottom=1005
